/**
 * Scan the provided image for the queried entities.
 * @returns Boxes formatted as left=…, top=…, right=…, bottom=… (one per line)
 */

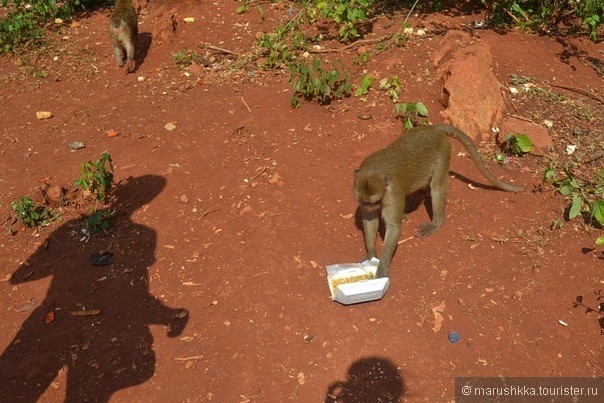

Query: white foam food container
left=326, top=258, right=389, bottom=305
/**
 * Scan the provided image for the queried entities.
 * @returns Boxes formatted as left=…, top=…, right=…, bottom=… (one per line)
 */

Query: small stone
left=36, top=111, right=53, bottom=120
left=68, top=141, right=85, bottom=150
left=448, top=331, right=460, bottom=344
left=180, top=194, right=189, bottom=204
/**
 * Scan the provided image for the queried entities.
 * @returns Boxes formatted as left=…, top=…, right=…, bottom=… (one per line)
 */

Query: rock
left=148, top=6, right=178, bottom=46
left=435, top=34, right=505, bottom=142
left=431, top=30, right=472, bottom=68
left=188, top=62, right=203, bottom=76
left=500, top=117, right=553, bottom=154
left=44, top=185, right=65, bottom=207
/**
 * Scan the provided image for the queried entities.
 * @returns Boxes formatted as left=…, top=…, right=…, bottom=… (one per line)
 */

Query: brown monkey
left=354, top=123, right=524, bottom=278
left=108, top=0, right=138, bottom=73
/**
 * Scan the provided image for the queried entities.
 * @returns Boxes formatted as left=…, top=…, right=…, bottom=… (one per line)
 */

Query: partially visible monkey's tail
left=436, top=124, right=526, bottom=193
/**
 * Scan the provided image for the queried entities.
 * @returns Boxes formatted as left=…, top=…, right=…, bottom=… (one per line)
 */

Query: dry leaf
left=297, top=372, right=306, bottom=385
left=107, top=129, right=119, bottom=138
left=45, top=309, right=55, bottom=324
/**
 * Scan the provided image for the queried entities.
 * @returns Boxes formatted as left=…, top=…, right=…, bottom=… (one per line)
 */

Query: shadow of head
left=326, top=356, right=405, bottom=402
left=113, top=174, right=166, bottom=213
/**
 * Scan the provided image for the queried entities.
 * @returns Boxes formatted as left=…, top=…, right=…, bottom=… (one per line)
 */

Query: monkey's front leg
left=361, top=210, right=379, bottom=261
left=376, top=217, right=403, bottom=278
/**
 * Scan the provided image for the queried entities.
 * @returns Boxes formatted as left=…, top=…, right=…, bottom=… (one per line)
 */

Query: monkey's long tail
left=437, top=124, right=526, bottom=193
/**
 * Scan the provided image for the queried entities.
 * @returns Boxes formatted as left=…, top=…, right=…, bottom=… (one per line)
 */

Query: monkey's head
left=354, top=169, right=388, bottom=212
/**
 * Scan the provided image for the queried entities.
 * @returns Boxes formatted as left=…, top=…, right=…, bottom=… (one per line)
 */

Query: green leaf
left=591, top=199, right=604, bottom=226
left=543, top=167, right=556, bottom=182
left=595, top=236, right=604, bottom=246
left=569, top=195, right=582, bottom=220
left=514, top=133, right=534, bottom=153
left=355, top=75, right=373, bottom=97
left=559, top=184, right=573, bottom=196
left=415, top=102, right=428, bottom=117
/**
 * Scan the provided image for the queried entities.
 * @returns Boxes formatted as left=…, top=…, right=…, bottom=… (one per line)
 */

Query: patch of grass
left=74, top=152, right=114, bottom=202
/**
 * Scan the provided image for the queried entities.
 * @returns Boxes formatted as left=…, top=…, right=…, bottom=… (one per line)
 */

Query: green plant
left=544, top=165, right=604, bottom=227
left=74, top=152, right=114, bottom=202
left=11, top=196, right=57, bottom=227
left=354, top=75, right=373, bottom=97
left=352, top=52, right=369, bottom=65
left=480, top=0, right=603, bottom=40
left=394, top=101, right=429, bottom=129
left=289, top=59, right=351, bottom=107
left=257, top=31, right=295, bottom=69
left=236, top=0, right=249, bottom=14
left=84, top=209, right=113, bottom=234
left=379, top=76, right=401, bottom=102
left=314, top=0, right=373, bottom=41
left=501, top=133, right=534, bottom=156
left=173, top=48, right=200, bottom=69
left=0, top=0, right=111, bottom=52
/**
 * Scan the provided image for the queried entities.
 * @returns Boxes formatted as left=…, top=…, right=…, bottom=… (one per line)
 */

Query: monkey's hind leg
left=123, top=36, right=136, bottom=73
left=112, top=40, right=126, bottom=67
left=417, top=160, right=449, bottom=237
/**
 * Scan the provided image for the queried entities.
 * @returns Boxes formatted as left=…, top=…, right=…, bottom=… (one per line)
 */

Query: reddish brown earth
left=0, top=2, right=603, bottom=402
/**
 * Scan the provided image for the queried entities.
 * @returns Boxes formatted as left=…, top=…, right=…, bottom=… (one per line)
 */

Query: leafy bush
left=74, top=152, right=114, bottom=202
left=11, top=196, right=57, bottom=227
left=544, top=165, right=604, bottom=228
left=289, top=59, right=351, bottom=106
left=481, top=0, right=603, bottom=39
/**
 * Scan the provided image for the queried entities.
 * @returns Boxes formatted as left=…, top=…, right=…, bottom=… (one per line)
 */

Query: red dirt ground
left=0, top=1, right=602, bottom=402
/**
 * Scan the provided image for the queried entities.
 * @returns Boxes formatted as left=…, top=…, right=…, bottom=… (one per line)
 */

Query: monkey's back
left=360, top=126, right=451, bottom=193
left=109, top=0, right=138, bottom=39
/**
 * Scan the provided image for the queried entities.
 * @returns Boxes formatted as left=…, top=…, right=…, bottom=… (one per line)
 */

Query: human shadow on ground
left=0, top=175, right=188, bottom=402
left=325, top=356, right=405, bottom=402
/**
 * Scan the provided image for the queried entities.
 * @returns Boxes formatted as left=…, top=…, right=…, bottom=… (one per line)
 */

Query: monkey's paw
left=416, top=222, right=440, bottom=237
